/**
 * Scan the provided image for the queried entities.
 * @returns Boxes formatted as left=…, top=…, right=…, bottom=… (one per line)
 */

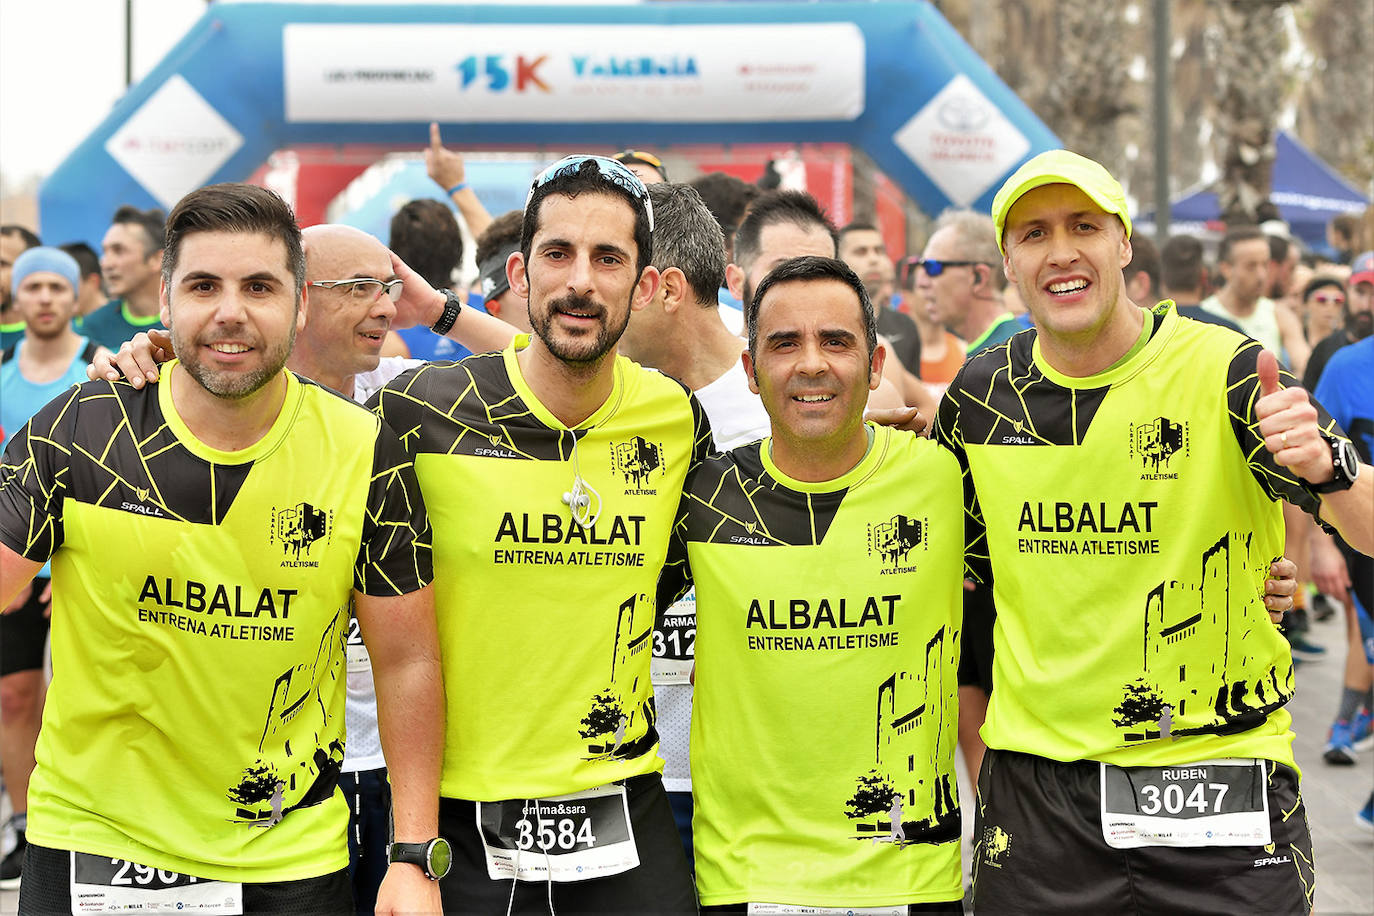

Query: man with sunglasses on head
left=916, top=210, right=1019, bottom=357
left=370, top=155, right=705, bottom=913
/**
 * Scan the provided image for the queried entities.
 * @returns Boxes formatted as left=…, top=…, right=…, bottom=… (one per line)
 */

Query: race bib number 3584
left=477, top=784, right=638, bottom=882
left=1100, top=759, right=1271, bottom=849
left=69, top=852, right=242, bottom=914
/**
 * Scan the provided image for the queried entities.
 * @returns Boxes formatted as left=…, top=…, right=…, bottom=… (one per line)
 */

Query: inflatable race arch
left=40, top=1, right=1059, bottom=244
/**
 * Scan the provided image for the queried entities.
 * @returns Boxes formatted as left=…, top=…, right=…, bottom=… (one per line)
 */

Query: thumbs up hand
left=1253, top=349, right=1333, bottom=486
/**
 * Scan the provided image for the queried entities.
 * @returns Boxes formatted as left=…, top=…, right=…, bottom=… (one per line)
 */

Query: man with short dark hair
left=371, top=155, right=703, bottom=912
left=942, top=150, right=1372, bottom=914
left=388, top=198, right=468, bottom=361
left=1, top=184, right=444, bottom=915
left=664, top=255, right=964, bottom=912
left=57, top=242, right=106, bottom=317
left=0, top=225, right=41, bottom=350
left=688, top=172, right=758, bottom=266
left=1201, top=225, right=1308, bottom=372
left=83, top=205, right=166, bottom=350
left=1267, top=233, right=1301, bottom=301
left=838, top=221, right=923, bottom=377
left=1159, top=235, right=1243, bottom=331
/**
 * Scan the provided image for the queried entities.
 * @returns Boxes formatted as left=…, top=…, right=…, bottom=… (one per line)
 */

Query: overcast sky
left=0, top=0, right=210, bottom=188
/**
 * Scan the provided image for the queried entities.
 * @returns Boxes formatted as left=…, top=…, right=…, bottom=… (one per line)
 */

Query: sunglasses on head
left=613, top=149, right=666, bottom=175
left=528, top=155, right=655, bottom=230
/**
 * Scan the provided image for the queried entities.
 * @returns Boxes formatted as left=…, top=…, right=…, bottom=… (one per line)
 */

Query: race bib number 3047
left=477, top=784, right=638, bottom=882
left=1100, top=759, right=1271, bottom=849
left=69, top=852, right=243, bottom=914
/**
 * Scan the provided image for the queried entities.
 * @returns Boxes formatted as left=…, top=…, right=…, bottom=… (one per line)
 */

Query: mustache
left=549, top=292, right=605, bottom=317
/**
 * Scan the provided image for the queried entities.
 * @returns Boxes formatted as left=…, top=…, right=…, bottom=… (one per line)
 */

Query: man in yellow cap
left=934, top=149, right=1374, bottom=913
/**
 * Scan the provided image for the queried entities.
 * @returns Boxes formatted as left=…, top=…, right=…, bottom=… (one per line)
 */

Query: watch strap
left=388, top=839, right=441, bottom=879
left=431, top=289, right=463, bottom=336
left=1311, top=434, right=1359, bottom=494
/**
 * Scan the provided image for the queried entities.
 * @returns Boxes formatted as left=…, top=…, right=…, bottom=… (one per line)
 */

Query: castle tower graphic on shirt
left=581, top=592, right=655, bottom=760
left=1113, top=529, right=1292, bottom=743
left=844, top=624, right=960, bottom=846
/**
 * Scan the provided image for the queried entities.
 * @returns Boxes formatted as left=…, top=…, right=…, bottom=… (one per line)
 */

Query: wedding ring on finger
left=1280, top=431, right=1288, bottom=448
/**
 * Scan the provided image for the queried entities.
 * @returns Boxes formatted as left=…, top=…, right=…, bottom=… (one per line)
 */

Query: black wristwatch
left=387, top=837, right=452, bottom=880
left=430, top=289, right=463, bottom=336
left=1311, top=434, right=1360, bottom=494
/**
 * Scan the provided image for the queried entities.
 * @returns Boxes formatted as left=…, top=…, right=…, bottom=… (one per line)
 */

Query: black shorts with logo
left=970, top=749, right=1314, bottom=915
left=439, top=772, right=696, bottom=915
left=18, top=843, right=352, bottom=915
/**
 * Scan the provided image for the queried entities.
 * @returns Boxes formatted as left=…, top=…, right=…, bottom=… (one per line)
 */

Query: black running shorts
left=970, top=749, right=1314, bottom=915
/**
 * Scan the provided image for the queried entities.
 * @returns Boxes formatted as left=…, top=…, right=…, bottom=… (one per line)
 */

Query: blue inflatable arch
left=40, top=1, right=1059, bottom=245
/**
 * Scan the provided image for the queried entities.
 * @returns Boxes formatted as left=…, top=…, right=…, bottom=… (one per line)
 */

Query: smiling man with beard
left=0, top=184, right=443, bottom=916
left=370, top=155, right=707, bottom=914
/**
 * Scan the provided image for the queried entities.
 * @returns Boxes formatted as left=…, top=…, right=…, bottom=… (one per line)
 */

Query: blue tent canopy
left=1148, top=131, right=1367, bottom=252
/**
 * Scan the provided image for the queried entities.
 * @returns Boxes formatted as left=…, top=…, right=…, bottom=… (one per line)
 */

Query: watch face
left=1336, top=439, right=1360, bottom=479
left=429, top=837, right=453, bottom=879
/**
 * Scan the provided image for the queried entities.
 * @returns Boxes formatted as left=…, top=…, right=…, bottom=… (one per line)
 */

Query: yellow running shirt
left=370, top=335, right=711, bottom=801
left=669, top=425, right=964, bottom=907
left=0, top=365, right=432, bottom=882
left=935, top=302, right=1345, bottom=769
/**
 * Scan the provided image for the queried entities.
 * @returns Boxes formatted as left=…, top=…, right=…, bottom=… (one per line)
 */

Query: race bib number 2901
left=1100, top=759, right=1271, bottom=849
left=477, top=784, right=638, bottom=882
left=69, top=852, right=243, bottom=914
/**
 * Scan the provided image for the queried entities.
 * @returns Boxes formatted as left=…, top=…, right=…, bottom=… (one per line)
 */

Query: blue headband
left=11, top=246, right=81, bottom=296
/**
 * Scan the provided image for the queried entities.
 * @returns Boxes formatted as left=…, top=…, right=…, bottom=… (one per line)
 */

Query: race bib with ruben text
left=1100, top=759, right=1271, bottom=849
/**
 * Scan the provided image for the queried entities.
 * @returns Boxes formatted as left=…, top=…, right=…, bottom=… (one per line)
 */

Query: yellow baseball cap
left=991, top=150, right=1132, bottom=254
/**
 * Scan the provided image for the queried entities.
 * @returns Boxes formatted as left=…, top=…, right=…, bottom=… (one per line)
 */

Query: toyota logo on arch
left=937, top=95, right=991, bottom=132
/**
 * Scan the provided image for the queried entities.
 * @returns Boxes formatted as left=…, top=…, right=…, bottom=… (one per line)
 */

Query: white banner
left=284, top=23, right=864, bottom=123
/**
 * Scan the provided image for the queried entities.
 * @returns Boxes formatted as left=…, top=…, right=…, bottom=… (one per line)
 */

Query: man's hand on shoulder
left=865, top=405, right=927, bottom=436
left=87, top=329, right=173, bottom=388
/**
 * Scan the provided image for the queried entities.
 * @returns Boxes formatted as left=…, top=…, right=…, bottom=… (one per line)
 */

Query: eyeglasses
left=1309, top=294, right=1345, bottom=306
left=528, top=155, right=655, bottom=231
left=910, top=259, right=985, bottom=277
left=308, top=278, right=404, bottom=301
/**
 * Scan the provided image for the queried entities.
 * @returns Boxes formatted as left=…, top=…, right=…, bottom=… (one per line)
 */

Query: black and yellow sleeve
left=0, top=385, right=80, bottom=561
left=354, top=418, right=434, bottom=596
